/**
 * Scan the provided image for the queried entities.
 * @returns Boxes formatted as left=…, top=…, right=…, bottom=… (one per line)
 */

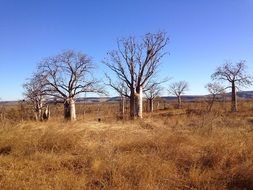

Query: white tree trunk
left=34, top=112, right=39, bottom=121
left=135, top=86, right=143, bottom=118
left=43, top=105, right=50, bottom=120
left=70, top=98, right=76, bottom=121
left=35, top=101, right=43, bottom=121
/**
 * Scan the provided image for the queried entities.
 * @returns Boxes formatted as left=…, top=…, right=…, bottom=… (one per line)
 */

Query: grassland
left=0, top=100, right=253, bottom=189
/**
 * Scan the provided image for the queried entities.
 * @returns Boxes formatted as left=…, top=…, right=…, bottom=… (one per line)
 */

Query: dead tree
left=144, top=82, right=163, bottom=112
left=168, top=81, right=189, bottom=108
left=23, top=74, right=46, bottom=121
left=36, top=50, right=104, bottom=121
left=211, top=61, right=252, bottom=112
left=104, top=32, right=168, bottom=119
left=205, top=82, right=225, bottom=112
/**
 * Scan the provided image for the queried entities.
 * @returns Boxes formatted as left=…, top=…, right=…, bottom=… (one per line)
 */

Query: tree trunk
left=149, top=99, right=154, bottom=112
left=208, top=95, right=216, bottom=112
left=130, top=90, right=136, bottom=119
left=34, top=102, right=43, bottom=121
left=43, top=105, right=50, bottom=120
left=157, top=101, right=160, bottom=110
left=34, top=112, right=39, bottom=121
left=70, top=98, right=76, bottom=121
left=177, top=95, right=182, bottom=109
left=64, top=98, right=76, bottom=121
left=135, top=86, right=143, bottom=118
left=231, top=81, right=237, bottom=112
left=64, top=101, right=70, bottom=119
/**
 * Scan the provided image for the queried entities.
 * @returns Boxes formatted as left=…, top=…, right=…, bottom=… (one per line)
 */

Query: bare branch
left=144, top=82, right=163, bottom=100
left=37, top=50, right=103, bottom=99
left=211, top=60, right=253, bottom=112
left=168, top=81, right=189, bottom=97
left=211, top=60, right=253, bottom=87
left=104, top=32, right=168, bottom=118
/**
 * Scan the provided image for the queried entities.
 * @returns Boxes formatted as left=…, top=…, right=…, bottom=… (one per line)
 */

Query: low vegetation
left=0, top=101, right=252, bottom=190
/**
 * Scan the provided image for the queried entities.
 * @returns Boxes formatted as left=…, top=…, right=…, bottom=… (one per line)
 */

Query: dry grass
left=0, top=101, right=253, bottom=189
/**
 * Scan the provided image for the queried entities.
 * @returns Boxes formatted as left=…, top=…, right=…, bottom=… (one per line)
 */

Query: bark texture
left=135, top=86, right=143, bottom=118
left=64, top=98, right=76, bottom=121
left=231, top=81, right=237, bottom=112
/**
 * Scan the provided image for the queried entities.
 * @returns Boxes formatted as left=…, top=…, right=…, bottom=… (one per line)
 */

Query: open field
left=0, top=101, right=253, bottom=190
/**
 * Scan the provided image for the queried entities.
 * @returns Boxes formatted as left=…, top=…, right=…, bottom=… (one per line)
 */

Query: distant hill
left=162, top=95, right=203, bottom=102
left=0, top=101, right=21, bottom=105
left=236, top=91, right=253, bottom=99
left=163, top=91, right=253, bottom=102
left=0, top=91, right=253, bottom=105
left=76, top=97, right=110, bottom=103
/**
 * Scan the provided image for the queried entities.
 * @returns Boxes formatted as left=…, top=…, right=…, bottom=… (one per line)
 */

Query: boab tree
left=36, top=50, right=103, bottom=121
left=23, top=73, right=48, bottom=121
left=104, top=32, right=168, bottom=119
left=168, top=81, right=189, bottom=108
left=144, top=82, right=163, bottom=112
left=211, top=61, right=252, bottom=112
left=205, top=82, right=225, bottom=112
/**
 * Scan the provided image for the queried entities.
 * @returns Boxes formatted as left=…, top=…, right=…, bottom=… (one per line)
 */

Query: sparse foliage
left=104, top=32, right=168, bottom=119
left=23, top=74, right=49, bottom=121
left=205, top=82, right=225, bottom=112
left=144, top=82, right=163, bottom=112
left=211, top=61, right=253, bottom=112
left=168, top=81, right=189, bottom=108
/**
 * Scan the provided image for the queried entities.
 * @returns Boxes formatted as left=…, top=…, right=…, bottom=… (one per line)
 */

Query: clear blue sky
left=0, top=0, right=252, bottom=100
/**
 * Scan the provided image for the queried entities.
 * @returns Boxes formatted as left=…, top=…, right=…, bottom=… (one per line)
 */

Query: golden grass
left=0, top=101, right=253, bottom=189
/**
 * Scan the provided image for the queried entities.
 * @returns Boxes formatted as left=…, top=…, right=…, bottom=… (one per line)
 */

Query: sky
left=0, top=0, right=252, bottom=101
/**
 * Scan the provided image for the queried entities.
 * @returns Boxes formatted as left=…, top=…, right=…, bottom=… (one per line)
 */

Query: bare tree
left=23, top=74, right=49, bottom=121
left=104, top=32, right=168, bottom=119
left=168, top=81, right=189, bottom=108
left=211, top=61, right=252, bottom=112
left=205, top=82, right=225, bottom=112
left=144, top=82, right=163, bottom=112
left=36, top=50, right=104, bottom=121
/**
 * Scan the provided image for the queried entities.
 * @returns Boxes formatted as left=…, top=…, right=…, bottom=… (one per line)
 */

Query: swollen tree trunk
left=135, top=86, right=143, bottom=118
left=177, top=95, right=182, bottom=109
left=70, top=98, right=76, bottom=121
left=64, top=101, right=70, bottom=119
left=231, top=81, right=237, bottom=112
left=64, top=98, right=77, bottom=121
left=129, top=86, right=143, bottom=119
